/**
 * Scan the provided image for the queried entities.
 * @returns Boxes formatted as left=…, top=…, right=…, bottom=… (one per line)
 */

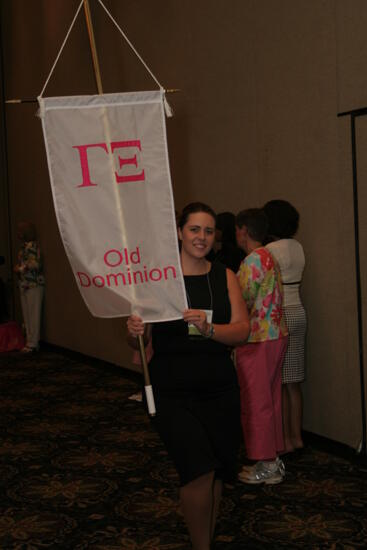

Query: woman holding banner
left=127, top=202, right=249, bottom=550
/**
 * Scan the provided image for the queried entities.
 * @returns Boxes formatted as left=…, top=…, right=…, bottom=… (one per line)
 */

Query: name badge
left=188, top=309, right=213, bottom=337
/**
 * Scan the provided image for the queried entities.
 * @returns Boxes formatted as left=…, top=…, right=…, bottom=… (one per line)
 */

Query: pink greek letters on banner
left=73, top=140, right=145, bottom=187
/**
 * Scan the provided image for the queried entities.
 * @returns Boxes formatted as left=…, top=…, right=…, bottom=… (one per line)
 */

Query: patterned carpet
left=0, top=348, right=366, bottom=549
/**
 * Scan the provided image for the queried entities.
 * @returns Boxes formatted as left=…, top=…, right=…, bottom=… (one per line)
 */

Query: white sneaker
left=276, top=456, right=286, bottom=477
left=239, top=459, right=285, bottom=485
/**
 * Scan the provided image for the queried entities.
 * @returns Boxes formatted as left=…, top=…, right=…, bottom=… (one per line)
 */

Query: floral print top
left=15, top=241, right=45, bottom=291
left=237, top=247, right=287, bottom=343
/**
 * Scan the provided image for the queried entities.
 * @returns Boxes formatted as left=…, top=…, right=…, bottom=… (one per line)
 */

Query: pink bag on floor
left=0, top=321, right=25, bottom=352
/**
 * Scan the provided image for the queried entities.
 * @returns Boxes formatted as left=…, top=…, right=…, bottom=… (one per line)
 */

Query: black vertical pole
left=350, top=113, right=367, bottom=454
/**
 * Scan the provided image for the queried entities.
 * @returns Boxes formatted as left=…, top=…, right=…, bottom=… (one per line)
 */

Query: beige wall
left=2, top=0, right=367, bottom=447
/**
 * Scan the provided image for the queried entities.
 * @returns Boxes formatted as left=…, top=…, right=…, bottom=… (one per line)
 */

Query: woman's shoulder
left=239, top=248, right=268, bottom=274
left=267, top=238, right=304, bottom=254
left=253, top=246, right=272, bottom=263
left=209, top=260, right=227, bottom=277
left=24, top=240, right=40, bottom=251
left=210, top=260, right=230, bottom=286
left=266, top=239, right=305, bottom=275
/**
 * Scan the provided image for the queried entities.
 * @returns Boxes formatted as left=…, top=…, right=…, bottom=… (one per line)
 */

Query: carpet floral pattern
left=0, top=349, right=366, bottom=549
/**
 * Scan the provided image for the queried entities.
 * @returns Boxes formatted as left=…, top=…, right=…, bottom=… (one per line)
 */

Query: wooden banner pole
left=82, top=0, right=155, bottom=416
left=83, top=0, right=103, bottom=94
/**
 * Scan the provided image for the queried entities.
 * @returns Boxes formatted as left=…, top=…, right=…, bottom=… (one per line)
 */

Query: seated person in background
left=235, top=208, right=288, bottom=485
left=264, top=199, right=306, bottom=453
left=14, top=222, right=45, bottom=352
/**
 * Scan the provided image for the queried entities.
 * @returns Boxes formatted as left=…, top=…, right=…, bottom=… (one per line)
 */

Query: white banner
left=39, top=90, right=187, bottom=322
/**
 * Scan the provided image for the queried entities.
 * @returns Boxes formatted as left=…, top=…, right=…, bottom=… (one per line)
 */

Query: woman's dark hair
left=178, top=202, right=217, bottom=229
left=263, top=200, right=299, bottom=239
left=236, top=208, right=269, bottom=244
left=216, top=212, right=236, bottom=245
left=215, top=211, right=245, bottom=272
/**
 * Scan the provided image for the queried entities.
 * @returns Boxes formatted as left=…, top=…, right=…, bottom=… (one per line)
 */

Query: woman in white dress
left=264, top=200, right=306, bottom=453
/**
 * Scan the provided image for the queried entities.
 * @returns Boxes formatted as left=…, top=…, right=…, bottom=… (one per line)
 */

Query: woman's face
left=179, top=212, right=215, bottom=259
left=236, top=224, right=248, bottom=253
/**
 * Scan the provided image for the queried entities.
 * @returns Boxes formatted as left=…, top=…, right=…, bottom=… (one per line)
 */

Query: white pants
left=20, top=286, right=44, bottom=349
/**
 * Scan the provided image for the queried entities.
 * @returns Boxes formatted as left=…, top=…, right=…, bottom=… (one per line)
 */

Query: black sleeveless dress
left=149, top=262, right=241, bottom=486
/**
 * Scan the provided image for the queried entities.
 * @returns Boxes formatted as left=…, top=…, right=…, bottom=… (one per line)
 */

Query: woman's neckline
left=183, top=263, right=213, bottom=277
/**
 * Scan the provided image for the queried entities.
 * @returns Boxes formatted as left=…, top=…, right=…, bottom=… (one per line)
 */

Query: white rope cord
left=96, top=0, right=163, bottom=90
left=39, top=0, right=85, bottom=98
left=38, top=0, right=172, bottom=116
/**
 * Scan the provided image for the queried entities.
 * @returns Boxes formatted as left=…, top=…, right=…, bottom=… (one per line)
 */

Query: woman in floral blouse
left=235, top=208, right=288, bottom=485
left=14, top=222, right=45, bottom=352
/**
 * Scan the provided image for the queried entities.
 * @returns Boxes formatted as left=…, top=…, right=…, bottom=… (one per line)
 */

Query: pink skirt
left=236, top=336, right=288, bottom=460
